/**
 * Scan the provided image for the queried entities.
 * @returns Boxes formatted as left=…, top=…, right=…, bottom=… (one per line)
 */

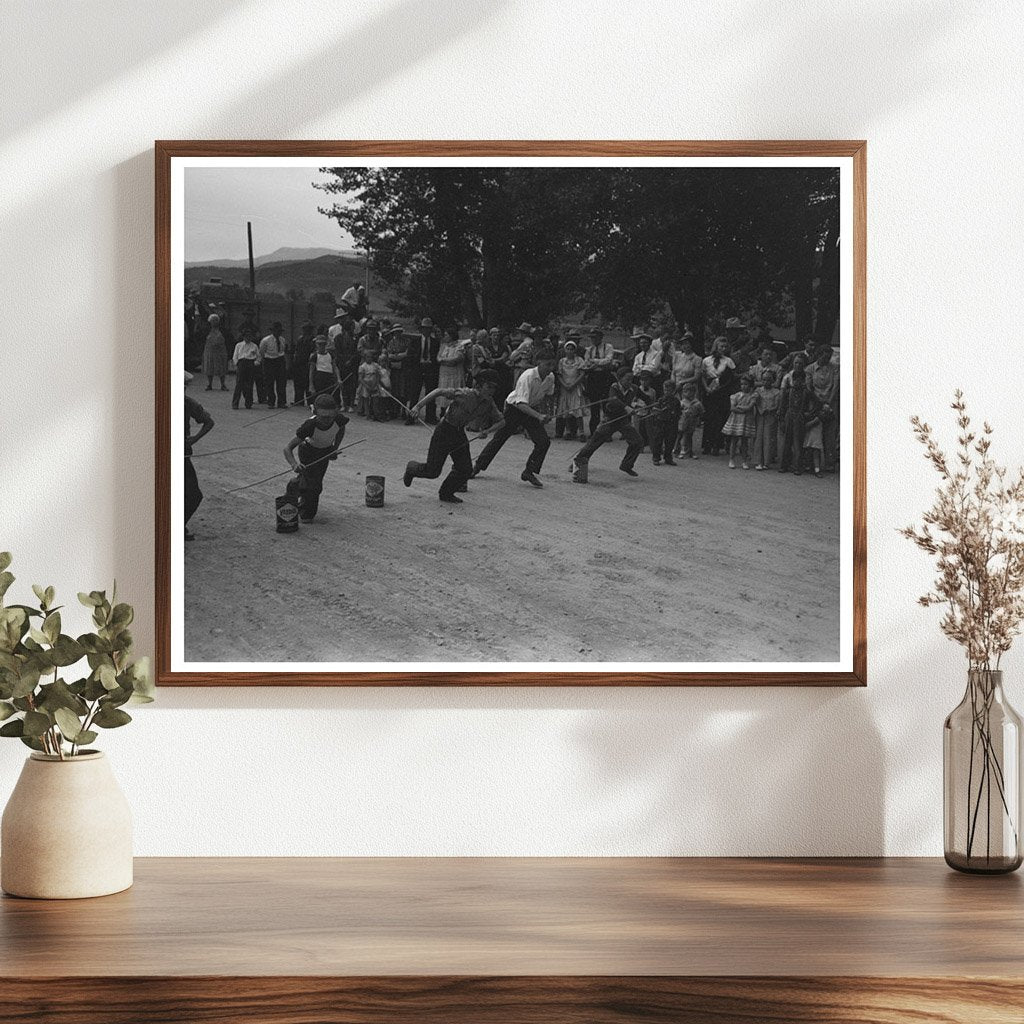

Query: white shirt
left=260, top=333, right=285, bottom=359
left=341, top=286, right=359, bottom=305
left=632, top=347, right=660, bottom=376
left=506, top=366, right=554, bottom=409
left=233, top=340, right=260, bottom=363
left=327, top=323, right=344, bottom=342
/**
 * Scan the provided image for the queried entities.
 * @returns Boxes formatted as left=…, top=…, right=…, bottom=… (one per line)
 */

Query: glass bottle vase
left=944, top=669, right=1023, bottom=873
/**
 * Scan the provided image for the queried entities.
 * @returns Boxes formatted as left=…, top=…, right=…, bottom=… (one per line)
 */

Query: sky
left=184, top=166, right=355, bottom=261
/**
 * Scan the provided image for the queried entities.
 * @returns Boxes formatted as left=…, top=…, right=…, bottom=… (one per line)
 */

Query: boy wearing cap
left=569, top=394, right=643, bottom=479
left=283, top=394, right=349, bottom=522
left=404, top=370, right=505, bottom=504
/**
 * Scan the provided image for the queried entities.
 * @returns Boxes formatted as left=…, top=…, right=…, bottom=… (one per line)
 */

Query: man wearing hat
left=583, top=327, right=616, bottom=438
left=339, top=280, right=367, bottom=320
left=509, top=322, right=536, bottom=384
left=407, top=317, right=440, bottom=424
left=383, top=324, right=409, bottom=418
left=631, top=330, right=659, bottom=377
left=472, top=350, right=556, bottom=488
left=289, top=321, right=316, bottom=406
left=404, top=370, right=505, bottom=504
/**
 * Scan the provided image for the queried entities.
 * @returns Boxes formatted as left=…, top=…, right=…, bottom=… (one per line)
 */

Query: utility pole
left=247, top=222, right=256, bottom=296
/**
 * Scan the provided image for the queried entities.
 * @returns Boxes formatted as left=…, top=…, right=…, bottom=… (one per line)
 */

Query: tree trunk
left=813, top=215, right=840, bottom=348
left=674, top=277, right=708, bottom=356
left=792, top=262, right=814, bottom=351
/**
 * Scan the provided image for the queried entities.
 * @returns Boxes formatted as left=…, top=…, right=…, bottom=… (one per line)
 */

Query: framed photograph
left=156, top=141, right=865, bottom=686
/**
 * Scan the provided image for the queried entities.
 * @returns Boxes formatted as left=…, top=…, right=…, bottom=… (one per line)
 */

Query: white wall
left=1, top=0, right=1021, bottom=855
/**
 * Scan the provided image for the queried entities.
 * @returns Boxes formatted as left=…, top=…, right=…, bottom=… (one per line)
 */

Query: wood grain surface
left=155, top=139, right=867, bottom=687
left=2, top=857, right=1020, bottom=1023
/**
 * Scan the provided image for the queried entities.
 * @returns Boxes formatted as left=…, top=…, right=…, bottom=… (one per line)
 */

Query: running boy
left=283, top=394, right=349, bottom=522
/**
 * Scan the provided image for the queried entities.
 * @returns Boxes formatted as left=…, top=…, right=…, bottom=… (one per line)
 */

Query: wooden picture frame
left=156, top=140, right=866, bottom=686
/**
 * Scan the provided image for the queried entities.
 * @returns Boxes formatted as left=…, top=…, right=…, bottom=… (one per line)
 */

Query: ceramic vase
left=1, top=751, right=133, bottom=898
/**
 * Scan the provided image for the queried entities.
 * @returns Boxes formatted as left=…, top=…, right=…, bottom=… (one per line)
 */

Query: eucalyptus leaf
left=22, top=711, right=51, bottom=738
left=110, top=603, right=133, bottom=629
left=32, top=584, right=46, bottom=606
left=44, top=586, right=55, bottom=608
left=28, top=627, right=49, bottom=646
left=53, top=707, right=85, bottom=741
left=98, top=664, right=118, bottom=691
left=0, top=701, right=15, bottom=721
left=19, top=735, right=45, bottom=751
left=79, top=635, right=112, bottom=655
left=37, top=679, right=88, bottom=717
left=0, top=552, right=11, bottom=573
left=78, top=592, right=100, bottom=607
left=0, top=719, right=24, bottom=737
left=75, top=730, right=98, bottom=746
left=42, top=611, right=60, bottom=644
left=93, top=705, right=132, bottom=729
left=50, top=635, right=85, bottom=667
left=129, top=657, right=154, bottom=698
left=0, top=572, right=14, bottom=601
left=10, top=665, right=42, bottom=699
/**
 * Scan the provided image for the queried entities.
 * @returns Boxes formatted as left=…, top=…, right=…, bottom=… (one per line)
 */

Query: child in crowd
left=308, top=333, right=341, bottom=406
left=649, top=380, right=682, bottom=466
left=722, top=373, right=758, bottom=469
left=283, top=394, right=349, bottom=523
left=752, top=366, right=782, bottom=470
left=633, top=370, right=658, bottom=448
left=778, top=367, right=821, bottom=476
left=674, top=381, right=704, bottom=459
left=802, top=400, right=825, bottom=476
left=356, top=350, right=385, bottom=420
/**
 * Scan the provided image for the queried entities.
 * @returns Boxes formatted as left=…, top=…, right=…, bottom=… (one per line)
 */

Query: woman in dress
left=202, top=313, right=228, bottom=391
left=436, top=327, right=466, bottom=412
left=555, top=340, right=587, bottom=440
left=700, top=336, right=737, bottom=456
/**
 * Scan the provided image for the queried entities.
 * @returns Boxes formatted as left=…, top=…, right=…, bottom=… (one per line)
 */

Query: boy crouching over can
left=284, top=394, right=349, bottom=522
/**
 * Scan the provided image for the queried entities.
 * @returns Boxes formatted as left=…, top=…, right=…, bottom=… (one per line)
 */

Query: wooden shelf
left=2, top=857, right=1022, bottom=1022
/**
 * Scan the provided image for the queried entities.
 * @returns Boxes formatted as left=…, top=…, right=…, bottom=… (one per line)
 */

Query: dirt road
left=183, top=386, right=841, bottom=665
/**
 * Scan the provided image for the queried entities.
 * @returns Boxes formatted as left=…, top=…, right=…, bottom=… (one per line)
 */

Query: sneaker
left=439, top=494, right=463, bottom=504
left=664, top=458, right=676, bottom=466
left=728, top=458, right=736, bottom=469
left=620, top=466, right=639, bottom=477
left=653, top=458, right=661, bottom=466
left=521, top=470, right=543, bottom=488
left=403, top=463, right=414, bottom=488
left=755, top=464, right=765, bottom=471
left=689, top=454, right=699, bottom=460
left=743, top=462, right=750, bottom=470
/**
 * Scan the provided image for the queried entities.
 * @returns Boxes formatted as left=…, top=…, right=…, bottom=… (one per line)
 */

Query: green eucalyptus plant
left=0, top=552, right=153, bottom=759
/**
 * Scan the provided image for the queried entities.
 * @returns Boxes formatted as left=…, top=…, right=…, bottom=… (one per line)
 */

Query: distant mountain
left=185, top=253, right=397, bottom=307
left=185, top=246, right=358, bottom=269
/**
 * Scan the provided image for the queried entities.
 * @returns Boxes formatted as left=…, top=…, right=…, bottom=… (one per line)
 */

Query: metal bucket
left=365, top=475, right=385, bottom=507
left=570, top=458, right=588, bottom=483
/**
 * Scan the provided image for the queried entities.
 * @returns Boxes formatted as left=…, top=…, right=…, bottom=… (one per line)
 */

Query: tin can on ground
left=365, top=475, right=385, bottom=507
left=275, top=479, right=301, bottom=532
left=570, top=458, right=588, bottom=483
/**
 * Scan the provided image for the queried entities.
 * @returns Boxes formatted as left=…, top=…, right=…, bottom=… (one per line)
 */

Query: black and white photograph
left=163, top=148, right=860, bottom=680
